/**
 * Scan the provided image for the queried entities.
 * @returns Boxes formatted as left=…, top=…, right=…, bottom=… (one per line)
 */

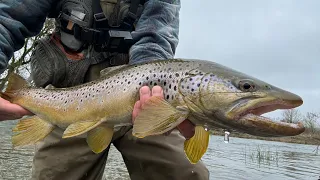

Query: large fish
left=0, top=59, right=304, bottom=164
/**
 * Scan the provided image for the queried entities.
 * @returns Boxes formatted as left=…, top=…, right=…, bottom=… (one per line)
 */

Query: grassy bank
left=210, top=129, right=320, bottom=146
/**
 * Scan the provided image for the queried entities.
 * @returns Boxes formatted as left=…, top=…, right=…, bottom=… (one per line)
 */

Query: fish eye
left=239, top=80, right=256, bottom=92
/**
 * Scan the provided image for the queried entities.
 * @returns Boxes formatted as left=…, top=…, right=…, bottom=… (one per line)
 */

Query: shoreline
left=210, top=130, right=320, bottom=146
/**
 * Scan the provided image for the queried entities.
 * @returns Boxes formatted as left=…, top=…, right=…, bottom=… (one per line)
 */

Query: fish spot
left=166, top=95, right=170, bottom=99
left=175, top=73, right=180, bottom=77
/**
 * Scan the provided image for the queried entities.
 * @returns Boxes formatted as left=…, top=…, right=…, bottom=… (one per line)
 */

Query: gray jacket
left=0, top=0, right=181, bottom=74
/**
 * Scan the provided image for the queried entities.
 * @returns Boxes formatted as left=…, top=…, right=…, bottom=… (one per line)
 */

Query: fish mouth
left=228, top=98, right=305, bottom=137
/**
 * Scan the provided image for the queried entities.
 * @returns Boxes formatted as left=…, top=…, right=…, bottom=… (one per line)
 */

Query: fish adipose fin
left=184, top=126, right=210, bottom=164
left=86, top=123, right=114, bottom=153
left=12, top=116, right=54, bottom=147
left=132, top=96, right=189, bottom=138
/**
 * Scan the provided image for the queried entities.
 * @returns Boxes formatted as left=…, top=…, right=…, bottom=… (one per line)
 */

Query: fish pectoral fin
left=12, top=116, right=54, bottom=147
left=62, top=120, right=102, bottom=138
left=184, top=126, right=210, bottom=164
left=132, top=96, right=189, bottom=138
left=86, top=123, right=114, bottom=154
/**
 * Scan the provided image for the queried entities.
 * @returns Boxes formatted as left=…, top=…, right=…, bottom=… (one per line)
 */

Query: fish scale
left=0, top=59, right=305, bottom=164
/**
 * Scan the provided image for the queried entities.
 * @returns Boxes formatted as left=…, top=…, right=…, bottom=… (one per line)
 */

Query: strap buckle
left=94, top=12, right=107, bottom=22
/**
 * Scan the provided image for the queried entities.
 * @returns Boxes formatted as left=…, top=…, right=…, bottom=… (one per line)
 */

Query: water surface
left=0, top=121, right=319, bottom=180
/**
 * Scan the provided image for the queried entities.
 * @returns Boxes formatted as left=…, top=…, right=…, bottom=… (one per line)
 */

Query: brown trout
left=0, top=59, right=304, bottom=164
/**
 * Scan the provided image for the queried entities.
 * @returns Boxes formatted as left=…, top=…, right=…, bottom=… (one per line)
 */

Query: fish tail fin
left=0, top=73, right=29, bottom=102
left=12, top=116, right=54, bottom=148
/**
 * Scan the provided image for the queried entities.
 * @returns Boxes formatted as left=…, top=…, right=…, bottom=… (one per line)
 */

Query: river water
left=0, top=121, right=319, bottom=180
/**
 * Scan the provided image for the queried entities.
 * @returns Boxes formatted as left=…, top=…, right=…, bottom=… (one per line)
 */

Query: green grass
left=243, top=145, right=280, bottom=167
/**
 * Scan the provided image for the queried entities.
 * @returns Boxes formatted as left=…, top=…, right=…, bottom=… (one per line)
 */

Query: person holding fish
left=0, top=0, right=210, bottom=180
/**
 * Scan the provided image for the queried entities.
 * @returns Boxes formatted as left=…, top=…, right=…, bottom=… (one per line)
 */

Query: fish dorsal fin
left=100, top=65, right=128, bottom=78
left=62, top=120, right=103, bottom=138
left=132, top=96, right=189, bottom=138
left=86, top=123, right=114, bottom=154
left=44, top=84, right=56, bottom=89
left=184, top=126, right=210, bottom=164
left=12, top=116, right=55, bottom=147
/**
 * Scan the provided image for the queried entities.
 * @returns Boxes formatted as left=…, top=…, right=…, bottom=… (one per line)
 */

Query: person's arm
left=129, top=0, right=181, bottom=64
left=0, top=0, right=57, bottom=121
left=0, top=0, right=57, bottom=74
left=129, top=1, right=195, bottom=138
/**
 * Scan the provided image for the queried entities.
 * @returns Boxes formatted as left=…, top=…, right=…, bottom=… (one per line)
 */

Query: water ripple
left=0, top=122, right=319, bottom=180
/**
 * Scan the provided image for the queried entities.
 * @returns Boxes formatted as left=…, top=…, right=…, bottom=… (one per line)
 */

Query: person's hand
left=132, top=86, right=195, bottom=139
left=0, top=97, right=33, bottom=121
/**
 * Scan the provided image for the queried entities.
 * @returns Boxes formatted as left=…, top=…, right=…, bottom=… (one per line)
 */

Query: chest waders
left=30, top=0, right=145, bottom=88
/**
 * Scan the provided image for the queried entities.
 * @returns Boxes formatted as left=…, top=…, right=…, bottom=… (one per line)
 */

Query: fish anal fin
left=12, top=116, right=54, bottom=147
left=132, top=96, right=189, bottom=138
left=86, top=123, right=114, bottom=154
left=184, top=126, right=210, bottom=164
left=62, top=120, right=102, bottom=138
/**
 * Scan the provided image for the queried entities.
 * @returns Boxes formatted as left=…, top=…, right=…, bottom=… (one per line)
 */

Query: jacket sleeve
left=129, top=0, right=181, bottom=64
left=0, top=0, right=57, bottom=74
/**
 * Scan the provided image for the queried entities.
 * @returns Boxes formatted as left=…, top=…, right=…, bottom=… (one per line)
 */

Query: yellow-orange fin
left=62, top=120, right=102, bottom=138
left=0, top=73, right=28, bottom=102
left=12, top=116, right=54, bottom=147
left=132, top=96, right=189, bottom=138
left=86, top=123, right=114, bottom=154
left=184, top=126, right=210, bottom=164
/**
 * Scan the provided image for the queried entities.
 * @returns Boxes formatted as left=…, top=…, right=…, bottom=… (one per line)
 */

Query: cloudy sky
left=175, top=0, right=320, bottom=121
